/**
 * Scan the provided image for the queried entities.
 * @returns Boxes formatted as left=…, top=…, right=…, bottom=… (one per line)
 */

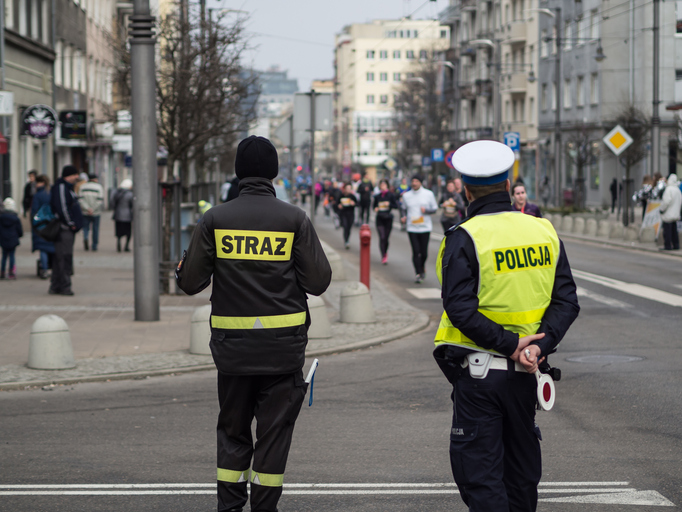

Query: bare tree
left=393, top=53, right=451, bottom=178
left=565, top=123, right=596, bottom=211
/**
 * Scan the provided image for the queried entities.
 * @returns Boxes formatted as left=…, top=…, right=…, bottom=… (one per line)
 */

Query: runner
left=373, top=179, right=400, bottom=264
left=400, top=175, right=438, bottom=283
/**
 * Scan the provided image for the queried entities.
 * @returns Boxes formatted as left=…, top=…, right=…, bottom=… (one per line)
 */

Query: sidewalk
left=0, top=216, right=430, bottom=390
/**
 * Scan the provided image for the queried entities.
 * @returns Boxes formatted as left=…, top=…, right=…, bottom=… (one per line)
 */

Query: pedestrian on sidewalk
left=400, top=175, right=438, bottom=283
left=111, top=179, right=133, bottom=252
left=659, top=174, right=682, bottom=251
left=0, top=198, right=23, bottom=279
left=512, top=182, right=542, bottom=217
left=78, top=174, right=104, bottom=251
left=440, top=179, right=465, bottom=232
left=610, top=178, right=618, bottom=213
left=356, top=175, right=373, bottom=225
left=30, top=175, right=55, bottom=279
left=373, top=179, right=399, bottom=264
left=22, top=170, right=37, bottom=218
left=49, top=165, right=83, bottom=295
left=433, top=140, right=579, bottom=512
left=337, top=182, right=357, bottom=249
left=176, top=135, right=332, bottom=512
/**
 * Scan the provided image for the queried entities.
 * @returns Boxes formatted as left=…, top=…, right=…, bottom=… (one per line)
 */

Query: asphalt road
left=1, top=213, right=681, bottom=511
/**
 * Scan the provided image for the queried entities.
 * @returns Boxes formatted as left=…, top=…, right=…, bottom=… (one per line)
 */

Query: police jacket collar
left=465, top=191, right=513, bottom=220
left=238, top=177, right=276, bottom=196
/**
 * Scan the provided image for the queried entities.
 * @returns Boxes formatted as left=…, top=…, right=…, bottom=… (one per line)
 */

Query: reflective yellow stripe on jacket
left=211, top=311, right=306, bottom=330
left=434, top=212, right=560, bottom=353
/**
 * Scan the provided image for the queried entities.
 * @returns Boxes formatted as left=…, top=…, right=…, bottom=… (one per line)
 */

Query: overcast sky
left=207, top=0, right=452, bottom=90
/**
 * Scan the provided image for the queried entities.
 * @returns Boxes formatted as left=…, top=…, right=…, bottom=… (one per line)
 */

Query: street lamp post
left=652, top=0, right=661, bottom=178
left=469, top=39, right=500, bottom=141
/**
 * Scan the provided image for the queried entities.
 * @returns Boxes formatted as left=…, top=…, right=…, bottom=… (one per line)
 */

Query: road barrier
left=28, top=315, right=76, bottom=370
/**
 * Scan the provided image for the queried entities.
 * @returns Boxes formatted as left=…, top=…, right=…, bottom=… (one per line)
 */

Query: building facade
left=334, top=19, right=450, bottom=180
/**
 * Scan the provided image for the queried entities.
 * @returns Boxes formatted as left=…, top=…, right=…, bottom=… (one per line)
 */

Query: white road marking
left=573, top=269, right=682, bottom=307
left=0, top=481, right=673, bottom=505
left=406, top=288, right=442, bottom=299
left=576, top=286, right=632, bottom=309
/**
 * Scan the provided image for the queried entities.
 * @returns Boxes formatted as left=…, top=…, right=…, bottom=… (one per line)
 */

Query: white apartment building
left=334, top=19, right=450, bottom=178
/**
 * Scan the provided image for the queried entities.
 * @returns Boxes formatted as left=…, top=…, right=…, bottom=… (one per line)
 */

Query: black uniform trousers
left=217, top=371, right=307, bottom=512
left=449, top=367, right=541, bottom=512
left=375, top=215, right=393, bottom=257
left=50, top=227, right=74, bottom=293
left=662, top=221, right=680, bottom=250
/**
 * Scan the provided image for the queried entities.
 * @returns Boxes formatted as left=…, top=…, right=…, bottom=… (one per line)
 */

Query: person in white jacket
left=401, top=175, right=438, bottom=282
left=659, top=174, right=682, bottom=251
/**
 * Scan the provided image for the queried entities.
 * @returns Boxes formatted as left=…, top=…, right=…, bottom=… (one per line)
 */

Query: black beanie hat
left=411, top=174, right=424, bottom=183
left=62, top=165, right=79, bottom=178
left=235, top=136, right=279, bottom=180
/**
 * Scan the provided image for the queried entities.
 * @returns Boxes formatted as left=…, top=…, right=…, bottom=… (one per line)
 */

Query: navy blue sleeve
left=532, top=240, right=580, bottom=356
left=440, top=230, right=520, bottom=357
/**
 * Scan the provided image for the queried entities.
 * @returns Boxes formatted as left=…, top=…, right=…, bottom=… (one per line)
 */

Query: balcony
left=503, top=123, right=528, bottom=141
left=500, top=71, right=529, bottom=94
left=458, top=82, right=477, bottom=100
left=504, top=21, right=526, bottom=45
left=460, top=0, right=477, bottom=12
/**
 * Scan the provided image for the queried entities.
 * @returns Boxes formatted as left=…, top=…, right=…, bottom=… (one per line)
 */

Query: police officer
left=176, top=136, right=332, bottom=512
left=433, top=140, right=580, bottom=512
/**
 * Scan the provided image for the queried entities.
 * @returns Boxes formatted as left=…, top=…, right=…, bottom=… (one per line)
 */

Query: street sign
left=445, top=150, right=455, bottom=169
left=603, top=124, right=633, bottom=156
left=0, top=91, right=14, bottom=116
left=431, top=148, right=444, bottom=162
left=383, top=157, right=397, bottom=171
left=422, top=156, right=432, bottom=170
left=503, top=131, right=520, bottom=152
left=293, top=92, right=333, bottom=131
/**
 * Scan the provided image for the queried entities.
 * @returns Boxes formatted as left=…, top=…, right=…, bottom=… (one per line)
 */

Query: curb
left=557, top=231, right=682, bottom=258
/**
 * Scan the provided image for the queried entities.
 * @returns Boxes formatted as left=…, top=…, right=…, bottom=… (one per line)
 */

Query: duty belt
left=461, top=354, right=525, bottom=373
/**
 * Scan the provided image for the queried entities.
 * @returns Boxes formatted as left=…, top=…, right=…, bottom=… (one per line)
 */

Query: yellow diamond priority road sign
left=603, top=124, right=634, bottom=156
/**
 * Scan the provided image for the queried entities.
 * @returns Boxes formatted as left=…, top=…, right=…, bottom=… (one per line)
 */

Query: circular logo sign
left=22, top=104, right=57, bottom=139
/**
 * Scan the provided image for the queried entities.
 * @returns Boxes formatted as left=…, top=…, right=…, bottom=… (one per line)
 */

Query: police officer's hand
left=511, top=333, right=545, bottom=373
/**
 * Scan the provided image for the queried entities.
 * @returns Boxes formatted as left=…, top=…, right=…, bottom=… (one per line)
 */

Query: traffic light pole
left=130, top=0, right=160, bottom=321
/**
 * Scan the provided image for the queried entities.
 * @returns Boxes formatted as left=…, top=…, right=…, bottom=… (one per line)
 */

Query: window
left=541, top=30, right=548, bottom=57
left=88, top=56, right=94, bottom=97
left=5, top=0, right=14, bottom=29
left=18, top=0, right=27, bottom=35
left=675, top=69, right=682, bottom=102
left=441, top=29, right=447, bottom=38
left=505, top=100, right=511, bottom=123
left=393, top=72, right=401, bottom=81
left=367, top=50, right=375, bottom=59
left=564, top=22, right=572, bottom=51
left=406, top=72, right=415, bottom=79
left=31, top=0, right=39, bottom=39
left=577, top=16, right=588, bottom=43
left=380, top=94, right=388, bottom=104
left=541, top=83, right=548, bottom=111
left=393, top=50, right=401, bottom=59
left=379, top=50, right=388, bottom=59
left=414, top=30, right=418, bottom=38
left=63, top=44, right=72, bottom=89
left=54, top=40, right=63, bottom=86
left=590, top=73, right=599, bottom=103
left=406, top=50, right=415, bottom=59
left=380, top=72, right=388, bottom=82
left=564, top=78, right=571, bottom=108
left=577, top=76, right=584, bottom=106
left=590, top=9, right=599, bottom=40
left=551, top=81, right=556, bottom=111
left=366, top=72, right=374, bottom=82
left=419, top=50, right=428, bottom=60
left=41, top=0, right=49, bottom=44
left=677, top=2, right=682, bottom=34
left=552, top=26, right=557, bottom=54
left=529, top=97, right=535, bottom=122
left=367, top=94, right=375, bottom=104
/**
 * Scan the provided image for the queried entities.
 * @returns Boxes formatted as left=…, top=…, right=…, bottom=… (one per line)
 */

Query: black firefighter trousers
left=217, top=371, right=307, bottom=512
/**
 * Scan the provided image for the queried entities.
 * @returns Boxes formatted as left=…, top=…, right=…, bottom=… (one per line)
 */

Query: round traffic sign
left=445, top=150, right=455, bottom=169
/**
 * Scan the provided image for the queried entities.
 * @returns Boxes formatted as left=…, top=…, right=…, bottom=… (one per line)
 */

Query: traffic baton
left=525, top=349, right=555, bottom=411
left=305, top=359, right=319, bottom=407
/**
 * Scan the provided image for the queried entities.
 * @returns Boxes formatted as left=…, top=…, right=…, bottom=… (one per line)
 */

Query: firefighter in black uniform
left=176, top=136, right=332, bottom=512
left=433, top=140, right=580, bottom=512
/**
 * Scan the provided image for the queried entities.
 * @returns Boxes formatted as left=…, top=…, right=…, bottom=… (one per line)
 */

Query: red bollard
left=359, top=224, right=371, bottom=289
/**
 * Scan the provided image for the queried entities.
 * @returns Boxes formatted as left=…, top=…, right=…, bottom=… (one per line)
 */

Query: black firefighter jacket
left=176, top=177, right=332, bottom=375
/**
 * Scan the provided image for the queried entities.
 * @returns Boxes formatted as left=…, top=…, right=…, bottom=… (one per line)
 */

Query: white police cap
left=453, top=140, right=515, bottom=185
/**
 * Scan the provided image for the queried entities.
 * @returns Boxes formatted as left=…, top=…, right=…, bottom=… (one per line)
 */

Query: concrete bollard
left=640, top=226, right=656, bottom=243
left=585, top=218, right=598, bottom=236
left=307, top=295, right=331, bottom=339
left=326, top=251, right=346, bottom=281
left=339, top=281, right=375, bottom=324
left=624, top=226, right=639, bottom=241
left=561, top=216, right=574, bottom=233
left=597, top=219, right=611, bottom=237
left=551, top=215, right=563, bottom=231
left=543, top=213, right=553, bottom=225
left=572, top=217, right=585, bottom=235
left=189, top=305, right=212, bottom=355
left=609, top=222, right=624, bottom=239
left=28, top=315, right=76, bottom=370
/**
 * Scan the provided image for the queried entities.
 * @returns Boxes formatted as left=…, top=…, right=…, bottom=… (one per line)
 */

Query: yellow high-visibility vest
left=434, top=211, right=560, bottom=354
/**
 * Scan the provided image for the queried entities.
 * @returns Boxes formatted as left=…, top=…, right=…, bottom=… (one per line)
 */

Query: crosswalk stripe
left=573, top=269, right=682, bottom=307
left=406, top=288, right=441, bottom=299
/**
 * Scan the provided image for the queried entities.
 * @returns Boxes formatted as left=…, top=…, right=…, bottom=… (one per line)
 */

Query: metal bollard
left=359, top=224, right=371, bottom=289
left=28, top=315, right=76, bottom=370
left=189, top=305, right=212, bottom=355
